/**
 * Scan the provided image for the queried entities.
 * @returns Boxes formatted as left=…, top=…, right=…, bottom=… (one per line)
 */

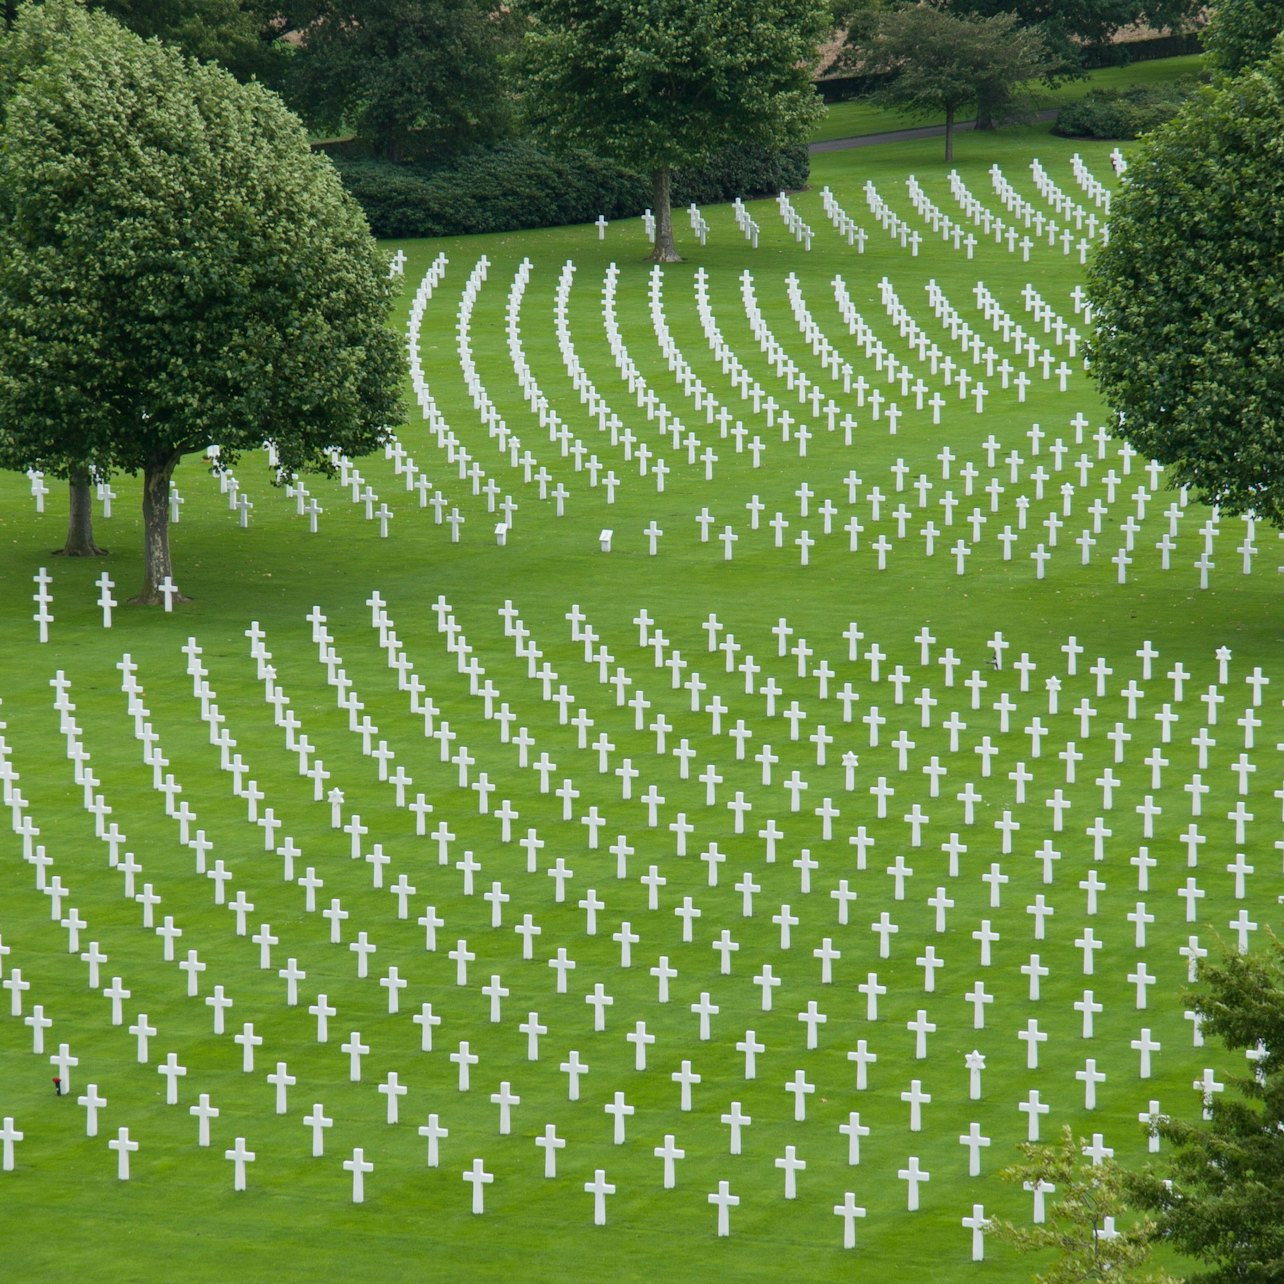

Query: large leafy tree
left=846, top=5, right=1054, bottom=160
left=1087, top=38, right=1284, bottom=526
left=277, top=0, right=516, bottom=161
left=1128, top=936, right=1284, bottom=1280
left=0, top=0, right=403, bottom=603
left=1203, top=0, right=1284, bottom=77
left=513, top=0, right=828, bottom=262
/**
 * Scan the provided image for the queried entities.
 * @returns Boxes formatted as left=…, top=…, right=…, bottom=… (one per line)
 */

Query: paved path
left=810, top=109, right=1060, bottom=153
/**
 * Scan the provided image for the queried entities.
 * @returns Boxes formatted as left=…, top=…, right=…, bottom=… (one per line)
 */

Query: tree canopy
left=936, top=0, right=1201, bottom=60
left=1087, top=37, right=1284, bottom=525
left=0, top=0, right=403, bottom=602
left=1128, top=936, right=1284, bottom=1281
left=513, top=0, right=828, bottom=261
left=834, top=1, right=1203, bottom=70
left=844, top=5, right=1054, bottom=160
left=276, top=0, right=516, bottom=161
left=1203, top=0, right=1284, bottom=77
left=2, top=0, right=282, bottom=81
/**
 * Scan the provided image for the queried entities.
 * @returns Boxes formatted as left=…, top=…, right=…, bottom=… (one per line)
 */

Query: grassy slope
left=0, top=120, right=1266, bottom=1282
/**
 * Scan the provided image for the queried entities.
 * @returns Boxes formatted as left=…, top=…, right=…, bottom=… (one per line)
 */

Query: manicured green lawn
left=811, top=52, right=1206, bottom=142
left=0, top=120, right=1264, bottom=1282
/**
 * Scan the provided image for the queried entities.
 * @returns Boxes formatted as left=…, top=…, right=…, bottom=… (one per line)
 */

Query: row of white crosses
left=731, top=198, right=761, bottom=249
left=1, top=592, right=1270, bottom=1250
left=32, top=567, right=52, bottom=643
left=775, top=193, right=814, bottom=251
left=404, top=252, right=495, bottom=536
left=687, top=204, right=711, bottom=248
left=989, top=164, right=1104, bottom=259
left=1069, top=153, right=1113, bottom=212
left=923, top=278, right=1075, bottom=396
left=863, top=180, right=925, bottom=256
left=740, top=271, right=875, bottom=443
left=503, top=258, right=625, bottom=522
left=319, top=446, right=400, bottom=535
left=203, top=444, right=257, bottom=529
left=451, top=253, right=522, bottom=532
left=946, top=170, right=1042, bottom=263
left=906, top=175, right=982, bottom=260
left=600, top=263, right=713, bottom=482
left=818, top=187, right=869, bottom=251
left=26, top=469, right=48, bottom=513
left=1029, top=159, right=1108, bottom=244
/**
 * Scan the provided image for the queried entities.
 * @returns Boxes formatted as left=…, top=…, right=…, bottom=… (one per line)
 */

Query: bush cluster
left=1051, top=80, right=1202, bottom=139
left=330, top=139, right=810, bottom=240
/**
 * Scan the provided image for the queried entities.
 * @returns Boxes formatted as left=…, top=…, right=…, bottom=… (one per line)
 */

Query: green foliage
left=92, top=0, right=283, bottom=83
left=277, top=0, right=516, bottom=161
left=841, top=6, right=1055, bottom=158
left=0, top=0, right=403, bottom=591
left=990, top=1126, right=1172, bottom=1283
left=2, top=1, right=280, bottom=82
left=1203, top=0, right=1284, bottom=76
left=332, top=140, right=810, bottom=240
left=1087, top=41, right=1284, bottom=525
left=1128, top=936, right=1284, bottom=1281
left=1051, top=79, right=1201, bottom=138
left=935, top=1, right=1204, bottom=67
left=513, top=0, right=826, bottom=257
left=514, top=0, right=827, bottom=173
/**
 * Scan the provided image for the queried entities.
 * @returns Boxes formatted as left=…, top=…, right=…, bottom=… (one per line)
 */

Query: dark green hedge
left=331, top=139, right=810, bottom=240
left=1051, top=80, right=1202, bottom=139
left=1078, top=30, right=1203, bottom=69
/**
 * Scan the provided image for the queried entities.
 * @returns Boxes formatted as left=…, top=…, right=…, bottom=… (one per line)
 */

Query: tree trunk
left=944, top=105, right=955, bottom=163
left=975, top=87, right=996, bottom=131
left=56, top=466, right=108, bottom=556
left=650, top=167, right=681, bottom=264
left=131, top=455, right=187, bottom=605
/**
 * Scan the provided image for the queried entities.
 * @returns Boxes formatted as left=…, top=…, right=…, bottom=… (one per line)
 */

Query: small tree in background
left=513, top=0, right=828, bottom=263
left=841, top=5, right=1054, bottom=161
left=276, top=0, right=517, bottom=162
left=989, top=1126, right=1173, bottom=1283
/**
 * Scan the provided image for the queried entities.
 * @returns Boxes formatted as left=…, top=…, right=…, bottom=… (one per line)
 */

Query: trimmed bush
left=1051, top=80, right=1202, bottom=139
left=331, top=139, right=810, bottom=240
